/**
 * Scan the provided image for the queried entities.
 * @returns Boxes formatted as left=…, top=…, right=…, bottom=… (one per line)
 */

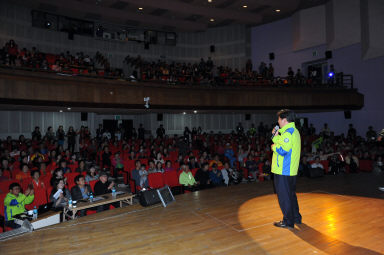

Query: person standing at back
left=271, top=109, right=302, bottom=229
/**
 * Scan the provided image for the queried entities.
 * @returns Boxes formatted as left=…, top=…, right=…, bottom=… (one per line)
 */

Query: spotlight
left=328, top=72, right=334, bottom=77
left=193, top=110, right=197, bottom=114
left=275, top=9, right=281, bottom=12
left=67, top=107, right=71, bottom=110
left=183, top=112, right=186, bottom=115
left=210, top=18, right=215, bottom=22
left=59, top=110, right=63, bottom=113
left=243, top=5, right=248, bottom=8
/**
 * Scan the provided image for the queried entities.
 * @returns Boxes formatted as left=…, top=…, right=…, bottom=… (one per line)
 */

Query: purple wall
left=251, top=17, right=384, bottom=136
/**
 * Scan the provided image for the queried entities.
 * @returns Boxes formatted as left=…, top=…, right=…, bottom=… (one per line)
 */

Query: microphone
left=271, top=125, right=279, bottom=140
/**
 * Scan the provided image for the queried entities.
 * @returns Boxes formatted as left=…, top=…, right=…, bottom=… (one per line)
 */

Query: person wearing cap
left=94, top=171, right=116, bottom=211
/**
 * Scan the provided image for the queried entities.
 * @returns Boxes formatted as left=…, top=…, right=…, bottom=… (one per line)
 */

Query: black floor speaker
left=139, top=189, right=161, bottom=207
left=309, top=167, right=324, bottom=178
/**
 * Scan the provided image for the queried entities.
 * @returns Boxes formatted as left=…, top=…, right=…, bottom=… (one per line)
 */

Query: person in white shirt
left=311, top=157, right=324, bottom=169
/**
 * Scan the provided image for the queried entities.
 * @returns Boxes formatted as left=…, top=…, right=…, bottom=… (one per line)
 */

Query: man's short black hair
left=74, top=174, right=84, bottom=184
left=277, top=109, right=296, bottom=123
left=31, top=170, right=40, bottom=177
left=9, top=182, right=21, bottom=190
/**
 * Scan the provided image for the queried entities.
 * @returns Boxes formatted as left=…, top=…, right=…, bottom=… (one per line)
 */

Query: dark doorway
left=122, top=119, right=133, bottom=139
left=103, top=120, right=118, bottom=137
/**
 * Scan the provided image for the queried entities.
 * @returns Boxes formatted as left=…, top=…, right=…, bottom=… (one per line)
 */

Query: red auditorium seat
left=89, top=180, right=98, bottom=191
left=25, top=186, right=48, bottom=211
left=164, top=171, right=181, bottom=188
left=65, top=173, right=79, bottom=190
left=148, top=173, right=165, bottom=189
left=191, top=168, right=198, bottom=176
left=359, top=160, right=373, bottom=172
left=0, top=179, right=20, bottom=194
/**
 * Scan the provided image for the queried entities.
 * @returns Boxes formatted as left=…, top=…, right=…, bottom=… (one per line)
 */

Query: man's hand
left=271, top=144, right=274, bottom=151
left=108, top=181, right=115, bottom=190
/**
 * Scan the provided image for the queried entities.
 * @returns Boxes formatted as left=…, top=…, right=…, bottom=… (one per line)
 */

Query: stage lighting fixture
left=275, top=9, right=281, bottom=12
left=328, top=72, right=334, bottom=77
left=210, top=18, right=215, bottom=22
left=45, top=21, right=51, bottom=28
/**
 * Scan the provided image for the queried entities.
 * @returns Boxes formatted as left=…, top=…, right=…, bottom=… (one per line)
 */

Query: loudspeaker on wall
left=269, top=52, right=275, bottom=60
left=81, top=112, right=88, bottom=121
left=157, top=113, right=163, bottom=121
left=210, top=45, right=215, bottom=53
left=344, top=110, right=351, bottom=119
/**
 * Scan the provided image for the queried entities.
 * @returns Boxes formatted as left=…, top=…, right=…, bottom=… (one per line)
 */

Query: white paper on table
left=53, top=189, right=63, bottom=200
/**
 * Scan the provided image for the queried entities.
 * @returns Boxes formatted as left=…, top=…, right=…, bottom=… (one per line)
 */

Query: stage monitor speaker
left=81, top=112, right=88, bottom=121
left=325, top=50, right=332, bottom=59
left=269, top=52, right=275, bottom=60
left=210, top=45, right=215, bottom=53
left=139, top=189, right=161, bottom=207
left=245, top=114, right=251, bottom=121
left=156, top=186, right=175, bottom=207
left=344, top=110, right=351, bottom=119
left=157, top=113, right=163, bottom=121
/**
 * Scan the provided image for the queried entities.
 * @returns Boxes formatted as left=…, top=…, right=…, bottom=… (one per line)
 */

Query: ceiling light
left=59, top=110, right=63, bottom=113
left=243, top=5, right=248, bottom=8
left=210, top=18, right=215, bottom=22
left=183, top=112, right=186, bottom=115
left=275, top=9, right=281, bottom=12
left=138, top=7, right=143, bottom=10
left=67, top=107, right=71, bottom=110
left=193, top=110, right=197, bottom=114
left=208, top=0, right=212, bottom=2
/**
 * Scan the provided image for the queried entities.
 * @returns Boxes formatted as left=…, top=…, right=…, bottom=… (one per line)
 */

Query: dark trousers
left=274, top=174, right=301, bottom=227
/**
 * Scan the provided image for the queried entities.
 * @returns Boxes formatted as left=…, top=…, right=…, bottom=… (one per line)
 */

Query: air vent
left=110, top=1, right=129, bottom=9
left=251, top=5, right=271, bottom=13
left=216, top=0, right=235, bottom=9
left=151, top=8, right=168, bottom=16
left=185, top=14, right=203, bottom=21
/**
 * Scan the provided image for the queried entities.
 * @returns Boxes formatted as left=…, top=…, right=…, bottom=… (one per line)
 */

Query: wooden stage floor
left=1, top=173, right=384, bottom=255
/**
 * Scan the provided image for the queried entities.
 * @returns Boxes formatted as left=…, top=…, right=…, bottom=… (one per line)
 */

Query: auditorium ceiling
left=20, top=0, right=327, bottom=31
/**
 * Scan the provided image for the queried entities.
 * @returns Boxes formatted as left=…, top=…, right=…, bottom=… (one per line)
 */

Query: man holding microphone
left=271, top=109, right=302, bottom=229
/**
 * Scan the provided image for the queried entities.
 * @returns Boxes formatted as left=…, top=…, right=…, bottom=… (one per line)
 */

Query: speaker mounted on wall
left=157, top=113, right=163, bottom=121
left=210, top=45, right=215, bottom=53
left=81, top=112, right=88, bottom=121
left=245, top=114, right=251, bottom=121
left=269, top=52, right=275, bottom=60
left=325, top=50, right=332, bottom=59
left=344, top=110, right=351, bottom=119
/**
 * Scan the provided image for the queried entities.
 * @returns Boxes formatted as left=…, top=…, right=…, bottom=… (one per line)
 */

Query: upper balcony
left=0, top=67, right=364, bottom=113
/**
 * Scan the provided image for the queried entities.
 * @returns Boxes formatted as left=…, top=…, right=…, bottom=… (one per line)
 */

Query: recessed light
left=208, top=0, right=212, bottom=3
left=275, top=9, right=281, bottom=12
left=210, top=18, right=215, bottom=22
left=59, top=110, right=63, bottom=113
left=243, top=5, right=248, bottom=8
left=183, top=112, right=186, bottom=115
left=138, top=7, right=143, bottom=10
left=67, top=107, right=71, bottom=110
left=194, top=110, right=197, bottom=114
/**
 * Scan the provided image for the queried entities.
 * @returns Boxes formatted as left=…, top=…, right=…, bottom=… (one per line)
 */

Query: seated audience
left=50, top=179, right=71, bottom=210
left=195, top=163, right=212, bottom=190
left=85, top=165, right=99, bottom=183
left=4, top=182, right=34, bottom=229
left=94, top=171, right=117, bottom=211
left=179, top=164, right=198, bottom=192
left=70, top=175, right=92, bottom=216
left=209, top=164, right=224, bottom=187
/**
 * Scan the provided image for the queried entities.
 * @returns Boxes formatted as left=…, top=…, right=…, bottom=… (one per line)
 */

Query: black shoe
left=273, top=221, right=294, bottom=229
left=295, top=220, right=302, bottom=224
